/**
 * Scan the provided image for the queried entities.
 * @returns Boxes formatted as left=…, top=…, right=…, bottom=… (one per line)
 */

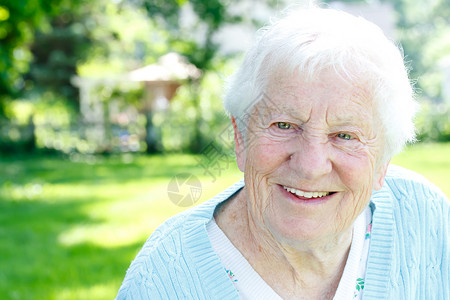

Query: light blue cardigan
left=116, top=166, right=449, bottom=299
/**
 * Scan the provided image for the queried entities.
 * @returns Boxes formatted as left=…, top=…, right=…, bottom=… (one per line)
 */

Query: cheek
left=330, top=156, right=374, bottom=234
left=339, top=156, right=373, bottom=184
left=246, top=137, right=291, bottom=174
left=244, top=138, right=291, bottom=218
left=335, top=150, right=375, bottom=212
left=336, top=142, right=377, bottom=179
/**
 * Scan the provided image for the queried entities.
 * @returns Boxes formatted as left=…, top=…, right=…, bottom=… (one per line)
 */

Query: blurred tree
left=387, top=0, right=450, bottom=101
left=139, top=0, right=254, bottom=153
left=1, top=0, right=163, bottom=154
left=0, top=0, right=89, bottom=116
left=0, top=0, right=46, bottom=117
left=143, top=0, right=229, bottom=69
left=74, top=2, right=172, bottom=154
left=76, top=1, right=171, bottom=76
left=0, top=0, right=61, bottom=152
left=26, top=7, right=92, bottom=106
left=3, top=0, right=448, bottom=154
left=0, top=0, right=110, bottom=154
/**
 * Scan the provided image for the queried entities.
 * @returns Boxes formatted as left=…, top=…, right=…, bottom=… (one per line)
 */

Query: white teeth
left=283, top=186, right=330, bottom=199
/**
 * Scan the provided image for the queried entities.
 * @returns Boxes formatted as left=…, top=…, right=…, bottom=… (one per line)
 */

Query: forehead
left=262, top=69, right=377, bottom=126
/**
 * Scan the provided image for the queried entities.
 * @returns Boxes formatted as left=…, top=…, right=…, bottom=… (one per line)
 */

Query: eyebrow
left=256, top=102, right=308, bottom=123
left=327, top=111, right=373, bottom=131
left=257, top=90, right=374, bottom=128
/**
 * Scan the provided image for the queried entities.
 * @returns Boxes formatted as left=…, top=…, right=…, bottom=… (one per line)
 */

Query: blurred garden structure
left=71, top=53, right=200, bottom=153
left=1, top=53, right=201, bottom=155
left=1, top=0, right=450, bottom=156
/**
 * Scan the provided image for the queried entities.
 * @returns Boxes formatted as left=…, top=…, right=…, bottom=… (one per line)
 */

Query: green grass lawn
left=391, top=143, right=450, bottom=197
left=0, top=143, right=448, bottom=300
left=0, top=153, right=242, bottom=300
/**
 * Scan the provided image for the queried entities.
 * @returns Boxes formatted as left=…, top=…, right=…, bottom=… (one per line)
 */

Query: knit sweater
left=116, top=165, right=449, bottom=300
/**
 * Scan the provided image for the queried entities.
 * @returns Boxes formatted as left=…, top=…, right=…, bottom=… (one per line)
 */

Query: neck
left=215, top=188, right=352, bottom=299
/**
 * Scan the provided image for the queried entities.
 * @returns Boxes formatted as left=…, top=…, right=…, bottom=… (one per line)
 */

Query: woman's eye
left=276, top=122, right=291, bottom=130
left=337, top=133, right=353, bottom=140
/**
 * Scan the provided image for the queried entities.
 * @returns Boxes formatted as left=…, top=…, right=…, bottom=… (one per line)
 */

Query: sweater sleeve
left=115, top=220, right=210, bottom=300
left=115, top=180, right=245, bottom=300
left=380, top=165, right=449, bottom=300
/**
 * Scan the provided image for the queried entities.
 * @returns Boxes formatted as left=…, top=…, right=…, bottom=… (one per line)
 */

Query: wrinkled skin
left=217, top=68, right=389, bottom=299
left=236, top=68, right=388, bottom=246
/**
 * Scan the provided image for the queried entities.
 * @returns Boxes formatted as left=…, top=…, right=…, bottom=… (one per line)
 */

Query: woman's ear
left=231, top=117, right=246, bottom=172
left=373, top=160, right=390, bottom=191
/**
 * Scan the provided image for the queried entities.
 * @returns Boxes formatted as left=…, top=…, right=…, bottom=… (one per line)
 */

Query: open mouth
left=282, top=186, right=336, bottom=199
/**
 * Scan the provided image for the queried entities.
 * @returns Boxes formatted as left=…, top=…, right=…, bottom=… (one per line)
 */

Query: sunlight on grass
left=58, top=173, right=243, bottom=248
left=391, top=142, right=450, bottom=198
left=56, top=282, right=118, bottom=300
left=1, top=144, right=447, bottom=300
left=0, top=153, right=243, bottom=300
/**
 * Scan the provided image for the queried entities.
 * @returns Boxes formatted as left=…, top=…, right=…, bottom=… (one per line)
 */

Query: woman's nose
left=289, top=138, right=332, bottom=181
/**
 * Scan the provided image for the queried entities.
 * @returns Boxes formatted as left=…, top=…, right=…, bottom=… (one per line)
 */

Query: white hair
left=223, top=6, right=418, bottom=161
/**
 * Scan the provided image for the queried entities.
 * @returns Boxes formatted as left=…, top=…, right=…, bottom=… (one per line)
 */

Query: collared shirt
left=207, top=206, right=373, bottom=299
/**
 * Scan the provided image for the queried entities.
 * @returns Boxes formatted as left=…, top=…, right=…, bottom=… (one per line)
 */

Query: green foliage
left=159, top=58, right=240, bottom=154
left=0, top=0, right=45, bottom=97
left=2, top=0, right=449, bottom=156
left=0, top=0, right=174, bottom=154
left=415, top=101, right=450, bottom=142
left=0, top=0, right=94, bottom=155
left=0, top=0, right=89, bottom=107
left=386, top=0, right=450, bottom=101
left=142, top=0, right=236, bottom=69
left=77, top=2, right=170, bottom=76
left=27, top=13, right=92, bottom=102
left=140, top=0, right=252, bottom=152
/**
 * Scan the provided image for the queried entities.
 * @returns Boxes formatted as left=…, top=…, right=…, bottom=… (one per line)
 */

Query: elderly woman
left=116, top=7, right=449, bottom=300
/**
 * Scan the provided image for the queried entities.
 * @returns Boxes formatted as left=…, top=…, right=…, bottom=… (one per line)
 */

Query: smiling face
left=234, top=68, right=389, bottom=244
